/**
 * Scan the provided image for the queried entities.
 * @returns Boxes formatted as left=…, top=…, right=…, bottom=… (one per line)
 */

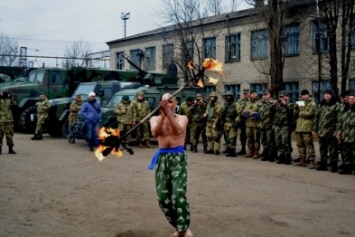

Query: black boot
left=261, top=150, right=269, bottom=161
left=269, top=151, right=277, bottom=162
left=192, top=145, right=197, bottom=153
left=38, top=133, right=43, bottom=140
left=203, top=144, right=208, bottom=154
left=8, top=146, right=16, bottom=154
left=226, top=149, right=237, bottom=157
left=276, top=154, right=285, bottom=164
left=0, top=146, right=2, bottom=154
left=338, top=164, right=352, bottom=175
left=31, top=134, right=39, bottom=140
left=329, top=160, right=338, bottom=173
left=284, top=153, right=292, bottom=165
left=189, top=144, right=194, bottom=151
left=316, top=160, right=328, bottom=171
left=237, top=147, right=246, bottom=155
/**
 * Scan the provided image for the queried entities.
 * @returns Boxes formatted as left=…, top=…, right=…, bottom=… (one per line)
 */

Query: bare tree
left=63, top=39, right=92, bottom=68
left=158, top=0, right=236, bottom=83
left=0, top=34, right=18, bottom=66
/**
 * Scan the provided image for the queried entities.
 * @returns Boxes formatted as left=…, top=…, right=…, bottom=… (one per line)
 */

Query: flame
left=208, top=77, right=218, bottom=85
left=187, top=60, right=196, bottom=70
left=95, top=127, right=123, bottom=161
left=202, top=58, right=223, bottom=72
left=196, top=79, right=204, bottom=88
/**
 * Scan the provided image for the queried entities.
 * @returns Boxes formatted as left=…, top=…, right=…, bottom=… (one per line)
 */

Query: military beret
left=122, top=95, right=129, bottom=101
left=300, top=89, right=310, bottom=95
left=250, top=90, right=257, bottom=94
left=263, top=90, right=270, bottom=94
left=186, top=96, right=194, bottom=102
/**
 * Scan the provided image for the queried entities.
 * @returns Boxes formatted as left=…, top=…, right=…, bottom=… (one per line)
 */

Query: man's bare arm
left=150, top=116, right=163, bottom=138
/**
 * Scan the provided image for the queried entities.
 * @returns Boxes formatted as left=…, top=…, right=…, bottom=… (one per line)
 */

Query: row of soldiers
left=179, top=89, right=355, bottom=175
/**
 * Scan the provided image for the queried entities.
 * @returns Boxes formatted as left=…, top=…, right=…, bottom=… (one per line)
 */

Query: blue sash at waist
left=148, top=146, right=184, bottom=170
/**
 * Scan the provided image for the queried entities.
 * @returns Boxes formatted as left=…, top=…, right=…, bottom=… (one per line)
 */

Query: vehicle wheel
left=18, top=105, right=37, bottom=134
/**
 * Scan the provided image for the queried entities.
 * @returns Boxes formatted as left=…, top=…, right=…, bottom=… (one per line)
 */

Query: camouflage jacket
left=257, top=99, right=275, bottom=129
left=336, top=104, right=355, bottom=143
left=243, top=97, right=261, bottom=127
left=205, top=101, right=222, bottom=125
left=295, top=98, right=317, bottom=132
left=0, top=98, right=16, bottom=122
left=37, top=98, right=50, bottom=116
left=115, top=101, right=135, bottom=124
left=68, top=100, right=83, bottom=122
left=179, top=102, right=192, bottom=121
left=273, top=102, right=294, bottom=128
left=221, top=101, right=238, bottom=124
left=313, top=99, right=340, bottom=137
left=188, top=102, right=207, bottom=123
left=131, top=99, right=150, bottom=121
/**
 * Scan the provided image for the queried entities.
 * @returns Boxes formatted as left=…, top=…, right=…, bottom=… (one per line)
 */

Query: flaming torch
left=95, top=58, right=223, bottom=161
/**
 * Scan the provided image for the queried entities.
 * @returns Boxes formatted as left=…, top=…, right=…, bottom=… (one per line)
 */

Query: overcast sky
left=0, top=0, right=248, bottom=67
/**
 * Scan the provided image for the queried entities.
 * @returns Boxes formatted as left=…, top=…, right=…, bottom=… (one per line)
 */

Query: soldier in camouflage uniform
left=0, top=92, right=17, bottom=154
left=67, top=94, right=83, bottom=143
left=312, top=89, right=340, bottom=172
left=220, top=91, right=239, bottom=157
left=188, top=94, right=207, bottom=153
left=294, top=89, right=317, bottom=169
left=115, top=95, right=136, bottom=145
left=272, top=91, right=294, bottom=164
left=338, top=90, right=350, bottom=167
left=31, top=92, right=50, bottom=140
left=336, top=92, right=355, bottom=175
left=203, top=92, right=222, bottom=155
left=242, top=90, right=261, bottom=158
left=132, top=91, right=153, bottom=148
left=258, top=90, right=276, bottom=162
left=236, top=89, right=249, bottom=155
left=179, top=97, right=194, bottom=151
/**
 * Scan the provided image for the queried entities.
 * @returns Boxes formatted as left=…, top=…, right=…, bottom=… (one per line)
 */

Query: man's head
left=122, top=95, right=130, bottom=104
left=39, top=92, right=46, bottom=101
left=75, top=94, right=82, bottom=101
left=349, top=92, right=355, bottom=106
left=186, top=96, right=194, bottom=106
left=243, top=89, right=249, bottom=99
left=88, top=91, right=96, bottom=101
left=323, top=89, right=334, bottom=102
left=223, top=90, right=235, bottom=103
left=161, top=93, right=177, bottom=111
left=209, top=91, right=218, bottom=103
left=263, top=90, right=270, bottom=101
left=250, top=90, right=258, bottom=100
left=300, top=89, right=310, bottom=101
left=340, top=90, right=350, bottom=104
left=137, top=91, right=144, bottom=102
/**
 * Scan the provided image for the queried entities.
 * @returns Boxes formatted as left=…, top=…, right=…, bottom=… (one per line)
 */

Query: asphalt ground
left=0, top=133, right=354, bottom=237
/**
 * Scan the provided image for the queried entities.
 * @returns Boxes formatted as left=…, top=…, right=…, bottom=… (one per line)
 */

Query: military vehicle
left=45, top=80, right=143, bottom=137
left=0, top=66, right=36, bottom=82
left=0, top=66, right=140, bottom=132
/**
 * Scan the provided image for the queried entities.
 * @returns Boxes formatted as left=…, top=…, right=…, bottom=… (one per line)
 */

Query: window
left=283, top=24, right=300, bottom=56
left=250, top=83, right=264, bottom=98
left=162, top=44, right=174, bottom=69
left=349, top=79, right=355, bottom=92
left=284, top=82, right=299, bottom=103
left=312, top=20, right=329, bottom=53
left=205, top=86, right=216, bottom=95
left=251, top=29, right=269, bottom=60
left=203, top=37, right=216, bottom=59
left=225, top=33, right=241, bottom=62
left=51, top=71, right=63, bottom=84
left=312, top=80, right=331, bottom=103
left=185, top=41, right=194, bottom=61
left=116, top=52, right=125, bottom=70
left=129, top=49, right=142, bottom=69
left=224, top=84, right=240, bottom=99
left=145, top=47, right=156, bottom=71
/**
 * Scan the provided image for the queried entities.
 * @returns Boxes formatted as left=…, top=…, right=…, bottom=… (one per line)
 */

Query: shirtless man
left=149, top=93, right=193, bottom=237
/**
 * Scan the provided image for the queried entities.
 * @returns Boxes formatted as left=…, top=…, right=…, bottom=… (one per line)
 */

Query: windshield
left=28, top=71, right=45, bottom=83
left=106, top=94, right=134, bottom=107
left=73, top=84, right=96, bottom=97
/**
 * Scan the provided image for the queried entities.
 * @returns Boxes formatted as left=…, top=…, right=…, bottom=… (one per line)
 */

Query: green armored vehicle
left=46, top=80, right=142, bottom=137
left=0, top=66, right=139, bottom=132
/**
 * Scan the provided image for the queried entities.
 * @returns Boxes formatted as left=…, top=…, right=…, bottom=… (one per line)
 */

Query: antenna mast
left=121, top=12, right=130, bottom=38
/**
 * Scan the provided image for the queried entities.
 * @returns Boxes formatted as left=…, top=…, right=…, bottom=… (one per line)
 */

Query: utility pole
left=121, top=12, right=130, bottom=38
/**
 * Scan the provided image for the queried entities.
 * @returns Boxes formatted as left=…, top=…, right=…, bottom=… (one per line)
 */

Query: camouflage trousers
left=319, top=136, right=338, bottom=162
left=136, top=121, right=150, bottom=141
left=246, top=126, right=260, bottom=152
left=0, top=122, right=14, bottom=146
left=341, top=142, right=355, bottom=165
left=224, top=122, right=237, bottom=150
left=190, top=122, right=206, bottom=146
left=206, top=121, right=220, bottom=151
left=35, top=114, right=47, bottom=134
left=239, top=122, right=246, bottom=148
left=296, top=132, right=315, bottom=160
left=118, top=122, right=132, bottom=143
left=185, top=124, right=192, bottom=144
left=274, top=126, right=290, bottom=155
left=155, top=152, right=190, bottom=232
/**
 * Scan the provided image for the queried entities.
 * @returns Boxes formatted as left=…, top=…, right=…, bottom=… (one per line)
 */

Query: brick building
left=107, top=1, right=355, bottom=102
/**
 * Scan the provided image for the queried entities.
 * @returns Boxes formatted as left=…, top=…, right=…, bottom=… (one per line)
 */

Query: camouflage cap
left=137, top=91, right=144, bottom=96
left=243, top=89, right=249, bottom=94
left=263, top=90, right=270, bottom=94
left=196, top=93, right=203, bottom=98
left=209, top=91, right=217, bottom=97
left=279, top=91, right=288, bottom=97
